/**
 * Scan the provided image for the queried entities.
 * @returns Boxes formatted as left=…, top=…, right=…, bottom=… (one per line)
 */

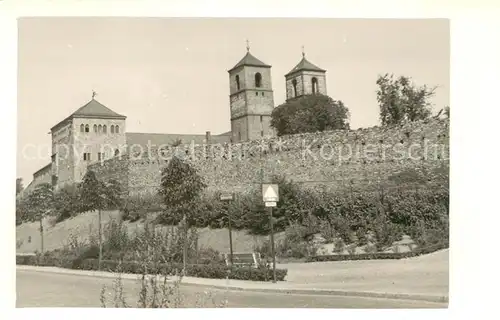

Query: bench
left=224, top=252, right=261, bottom=268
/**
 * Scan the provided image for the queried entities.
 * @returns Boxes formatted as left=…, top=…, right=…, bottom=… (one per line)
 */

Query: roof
left=228, top=51, right=271, bottom=73
left=33, top=163, right=52, bottom=177
left=51, top=99, right=126, bottom=131
left=285, top=56, right=326, bottom=77
left=126, top=132, right=231, bottom=150
left=72, top=99, right=126, bottom=119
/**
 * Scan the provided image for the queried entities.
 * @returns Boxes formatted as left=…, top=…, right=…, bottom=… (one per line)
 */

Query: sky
left=17, top=17, right=449, bottom=185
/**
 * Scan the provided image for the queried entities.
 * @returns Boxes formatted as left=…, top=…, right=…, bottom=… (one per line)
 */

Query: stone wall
left=88, top=153, right=130, bottom=193
left=96, top=118, right=448, bottom=196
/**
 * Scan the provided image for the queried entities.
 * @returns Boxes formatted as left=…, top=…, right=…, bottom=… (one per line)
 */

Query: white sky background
left=16, top=17, right=449, bottom=185
left=1, top=0, right=500, bottom=319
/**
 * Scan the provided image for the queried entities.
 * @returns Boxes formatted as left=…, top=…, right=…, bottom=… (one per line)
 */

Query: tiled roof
left=228, top=52, right=271, bottom=72
left=72, top=99, right=126, bottom=119
left=285, top=57, right=326, bottom=77
left=51, top=99, right=126, bottom=131
left=126, top=132, right=231, bottom=150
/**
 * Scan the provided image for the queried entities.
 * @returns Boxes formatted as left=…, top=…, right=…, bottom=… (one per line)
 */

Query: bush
left=16, top=254, right=288, bottom=282
left=75, top=258, right=288, bottom=281
left=306, top=241, right=448, bottom=262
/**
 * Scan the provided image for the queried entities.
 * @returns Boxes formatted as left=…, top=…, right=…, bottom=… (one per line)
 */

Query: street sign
left=220, top=193, right=233, bottom=201
left=265, top=201, right=277, bottom=207
left=262, top=184, right=279, bottom=202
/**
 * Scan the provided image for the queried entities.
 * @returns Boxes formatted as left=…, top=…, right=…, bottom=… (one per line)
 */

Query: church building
left=22, top=45, right=327, bottom=193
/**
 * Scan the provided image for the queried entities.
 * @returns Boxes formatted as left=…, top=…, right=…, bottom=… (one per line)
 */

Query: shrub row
left=16, top=255, right=288, bottom=282
left=306, top=241, right=448, bottom=262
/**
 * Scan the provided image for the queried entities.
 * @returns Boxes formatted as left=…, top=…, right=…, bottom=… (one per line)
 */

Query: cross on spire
left=246, top=39, right=250, bottom=52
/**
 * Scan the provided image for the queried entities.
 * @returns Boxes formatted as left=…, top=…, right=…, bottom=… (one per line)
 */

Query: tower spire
left=246, top=39, right=250, bottom=52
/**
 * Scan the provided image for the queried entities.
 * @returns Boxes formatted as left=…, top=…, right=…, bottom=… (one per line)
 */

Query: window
left=111, top=125, right=115, bottom=134
left=98, top=152, right=103, bottom=161
left=103, top=125, right=107, bottom=133
left=238, top=131, right=241, bottom=141
left=98, top=125, right=102, bottom=133
left=261, top=130, right=264, bottom=137
left=260, top=115, right=263, bottom=123
left=114, top=149, right=120, bottom=156
left=235, top=75, right=240, bottom=90
left=85, top=124, right=89, bottom=133
left=93, top=125, right=97, bottom=133
left=292, top=79, right=298, bottom=97
left=255, top=92, right=258, bottom=96
left=115, top=125, right=119, bottom=133
left=80, top=124, right=85, bottom=132
left=261, top=92, right=264, bottom=96
left=83, top=153, right=91, bottom=161
left=255, top=72, right=262, bottom=88
left=312, top=77, right=318, bottom=94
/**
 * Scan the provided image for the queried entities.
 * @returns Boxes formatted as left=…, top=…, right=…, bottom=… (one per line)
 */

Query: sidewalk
left=16, top=264, right=448, bottom=303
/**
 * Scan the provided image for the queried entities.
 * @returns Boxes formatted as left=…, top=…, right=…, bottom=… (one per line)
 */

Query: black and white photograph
left=13, top=15, right=452, bottom=309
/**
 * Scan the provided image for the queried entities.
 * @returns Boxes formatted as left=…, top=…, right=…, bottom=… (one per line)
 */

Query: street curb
left=16, top=265, right=448, bottom=304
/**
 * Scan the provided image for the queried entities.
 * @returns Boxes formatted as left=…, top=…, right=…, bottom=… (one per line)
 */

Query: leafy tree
left=79, top=170, right=107, bottom=269
left=53, top=184, right=81, bottom=223
left=24, top=183, right=54, bottom=253
left=16, top=178, right=24, bottom=196
left=158, top=156, right=206, bottom=274
left=376, top=73, right=436, bottom=126
left=271, top=94, right=350, bottom=136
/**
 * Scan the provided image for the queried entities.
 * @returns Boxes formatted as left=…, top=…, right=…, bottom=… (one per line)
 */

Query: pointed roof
left=50, top=98, right=126, bottom=131
left=72, top=99, right=126, bottom=119
left=228, top=51, right=271, bottom=73
left=285, top=56, right=326, bottom=77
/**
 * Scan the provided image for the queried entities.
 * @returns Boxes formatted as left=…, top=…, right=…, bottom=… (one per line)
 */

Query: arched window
left=80, top=124, right=85, bottom=132
left=98, top=125, right=102, bottom=133
left=292, top=79, right=298, bottom=97
left=103, top=125, right=107, bottom=133
left=114, top=149, right=120, bottom=156
left=235, top=75, right=240, bottom=90
left=255, top=73, right=262, bottom=88
left=111, top=125, right=115, bottom=134
left=85, top=124, right=89, bottom=133
left=312, top=77, right=318, bottom=94
left=115, top=125, right=119, bottom=134
left=93, top=124, right=97, bottom=133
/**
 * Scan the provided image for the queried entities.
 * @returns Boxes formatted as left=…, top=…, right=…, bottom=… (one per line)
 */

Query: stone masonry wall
left=98, top=118, right=449, bottom=196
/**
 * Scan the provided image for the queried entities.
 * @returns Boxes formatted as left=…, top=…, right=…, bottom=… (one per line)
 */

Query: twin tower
left=228, top=46, right=327, bottom=142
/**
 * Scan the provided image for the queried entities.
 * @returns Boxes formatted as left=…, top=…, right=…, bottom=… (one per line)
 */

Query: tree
left=24, top=183, right=54, bottom=253
left=79, top=170, right=107, bottom=269
left=271, top=94, right=350, bottom=136
left=158, top=156, right=207, bottom=274
left=16, top=178, right=24, bottom=196
left=376, top=73, right=436, bottom=126
left=53, top=184, right=81, bottom=223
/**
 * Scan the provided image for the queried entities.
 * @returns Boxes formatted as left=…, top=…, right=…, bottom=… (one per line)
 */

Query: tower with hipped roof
left=285, top=47, right=327, bottom=101
left=50, top=93, right=127, bottom=188
left=228, top=41, right=275, bottom=142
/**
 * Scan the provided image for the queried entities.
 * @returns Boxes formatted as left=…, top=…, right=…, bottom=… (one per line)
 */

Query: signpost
left=220, top=192, right=234, bottom=266
left=262, top=184, right=279, bottom=283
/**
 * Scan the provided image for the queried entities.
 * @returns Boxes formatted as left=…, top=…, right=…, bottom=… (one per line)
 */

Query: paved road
left=16, top=270, right=446, bottom=308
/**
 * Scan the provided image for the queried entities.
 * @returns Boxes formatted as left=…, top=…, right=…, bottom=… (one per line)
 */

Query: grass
left=16, top=209, right=274, bottom=254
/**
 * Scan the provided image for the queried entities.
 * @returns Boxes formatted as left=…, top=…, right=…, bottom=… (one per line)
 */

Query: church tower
left=228, top=42, right=275, bottom=142
left=285, top=48, right=327, bottom=101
